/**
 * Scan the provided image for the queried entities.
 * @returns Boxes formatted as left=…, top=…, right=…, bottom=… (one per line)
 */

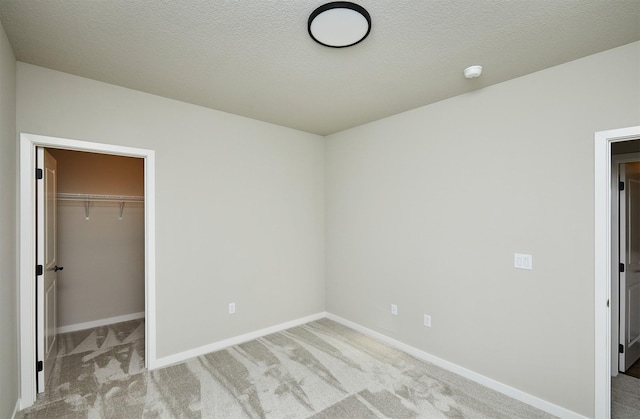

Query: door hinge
left=620, top=181, right=625, bottom=191
left=36, top=265, right=43, bottom=276
left=36, top=360, right=43, bottom=372
left=36, top=168, right=43, bottom=180
left=619, top=344, right=624, bottom=354
left=620, top=263, right=625, bottom=273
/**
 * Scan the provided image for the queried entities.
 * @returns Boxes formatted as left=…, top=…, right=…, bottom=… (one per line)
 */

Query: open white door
left=36, top=148, right=60, bottom=393
left=619, top=162, right=640, bottom=372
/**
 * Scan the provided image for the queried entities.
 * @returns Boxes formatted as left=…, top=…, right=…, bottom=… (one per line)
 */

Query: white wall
left=48, top=149, right=145, bottom=328
left=17, top=63, right=326, bottom=358
left=325, top=41, right=640, bottom=417
left=0, top=19, right=17, bottom=419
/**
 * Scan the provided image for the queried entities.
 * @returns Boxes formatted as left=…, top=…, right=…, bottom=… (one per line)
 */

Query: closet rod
left=56, top=193, right=144, bottom=203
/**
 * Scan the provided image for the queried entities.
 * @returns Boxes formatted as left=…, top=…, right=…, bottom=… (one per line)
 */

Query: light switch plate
left=514, top=253, right=533, bottom=270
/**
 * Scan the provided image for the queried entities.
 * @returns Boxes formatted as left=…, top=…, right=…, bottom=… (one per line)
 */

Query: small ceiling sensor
left=464, top=65, right=483, bottom=79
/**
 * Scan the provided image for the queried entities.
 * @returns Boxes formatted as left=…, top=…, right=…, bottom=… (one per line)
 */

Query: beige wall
left=11, top=36, right=639, bottom=417
left=0, top=19, right=17, bottom=419
left=325, top=41, right=640, bottom=417
left=47, top=149, right=145, bottom=327
left=17, top=63, right=326, bottom=358
left=49, top=149, right=144, bottom=195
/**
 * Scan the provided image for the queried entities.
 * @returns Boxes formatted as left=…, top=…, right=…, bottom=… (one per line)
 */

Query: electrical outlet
left=423, top=314, right=432, bottom=327
left=391, top=304, right=398, bottom=316
left=229, top=303, right=236, bottom=314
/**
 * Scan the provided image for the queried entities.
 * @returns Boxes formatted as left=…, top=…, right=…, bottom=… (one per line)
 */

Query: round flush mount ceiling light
left=464, top=65, right=483, bottom=79
left=308, top=2, right=372, bottom=48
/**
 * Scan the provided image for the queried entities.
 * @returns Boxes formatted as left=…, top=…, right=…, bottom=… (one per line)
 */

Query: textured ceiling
left=1, top=1, right=639, bottom=135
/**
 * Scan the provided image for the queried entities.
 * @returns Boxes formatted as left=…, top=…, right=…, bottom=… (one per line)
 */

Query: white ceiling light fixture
left=308, top=2, right=372, bottom=48
left=464, top=65, right=483, bottom=79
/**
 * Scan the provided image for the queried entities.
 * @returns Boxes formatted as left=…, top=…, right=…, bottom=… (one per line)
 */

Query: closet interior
left=49, top=148, right=145, bottom=333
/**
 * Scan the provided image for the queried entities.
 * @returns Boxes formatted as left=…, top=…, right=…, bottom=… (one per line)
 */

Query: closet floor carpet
left=18, top=318, right=555, bottom=418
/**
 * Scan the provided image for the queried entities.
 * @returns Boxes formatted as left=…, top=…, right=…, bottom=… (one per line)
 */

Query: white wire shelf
left=56, top=193, right=144, bottom=203
left=56, top=193, right=144, bottom=220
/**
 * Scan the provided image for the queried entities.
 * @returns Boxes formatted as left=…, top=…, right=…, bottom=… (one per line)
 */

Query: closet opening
left=19, top=133, right=157, bottom=410
left=36, top=148, right=146, bottom=398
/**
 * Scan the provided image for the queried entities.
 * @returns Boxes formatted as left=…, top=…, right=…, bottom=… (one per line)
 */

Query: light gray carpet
left=19, top=318, right=555, bottom=418
left=612, top=373, right=640, bottom=419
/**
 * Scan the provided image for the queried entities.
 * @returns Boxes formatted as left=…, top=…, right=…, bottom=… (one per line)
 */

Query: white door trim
left=19, top=133, right=157, bottom=410
left=595, top=126, right=640, bottom=419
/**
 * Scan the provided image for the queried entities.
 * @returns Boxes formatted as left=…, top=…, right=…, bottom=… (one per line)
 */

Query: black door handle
left=54, top=265, right=64, bottom=272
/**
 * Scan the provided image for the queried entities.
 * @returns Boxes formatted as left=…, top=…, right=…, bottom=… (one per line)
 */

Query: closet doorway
left=39, top=149, right=145, bottom=396
left=19, top=133, right=157, bottom=410
left=49, top=149, right=145, bottom=333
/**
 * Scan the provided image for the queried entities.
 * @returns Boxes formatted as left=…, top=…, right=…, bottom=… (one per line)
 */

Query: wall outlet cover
left=514, top=253, right=533, bottom=270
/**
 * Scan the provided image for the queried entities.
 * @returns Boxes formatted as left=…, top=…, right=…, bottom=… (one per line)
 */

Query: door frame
left=18, top=133, right=157, bottom=409
left=595, top=126, right=640, bottom=418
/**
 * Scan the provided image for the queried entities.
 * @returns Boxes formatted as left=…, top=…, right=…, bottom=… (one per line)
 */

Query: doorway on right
left=618, top=161, right=640, bottom=373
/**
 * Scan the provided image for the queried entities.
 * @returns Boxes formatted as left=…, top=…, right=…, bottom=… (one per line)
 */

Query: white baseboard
left=57, top=311, right=145, bottom=334
left=325, top=313, right=586, bottom=419
left=154, top=312, right=326, bottom=369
